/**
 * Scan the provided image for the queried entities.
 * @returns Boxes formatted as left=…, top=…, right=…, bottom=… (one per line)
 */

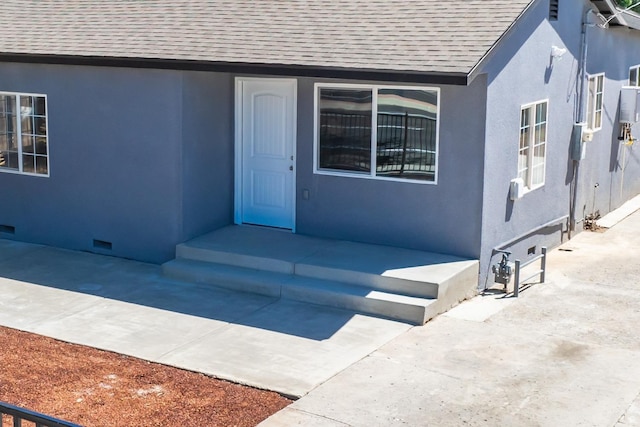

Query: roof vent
left=549, top=0, right=559, bottom=20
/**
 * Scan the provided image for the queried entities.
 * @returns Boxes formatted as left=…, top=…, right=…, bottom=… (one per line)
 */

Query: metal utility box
left=509, top=178, right=524, bottom=201
left=571, top=123, right=586, bottom=160
left=620, top=86, right=640, bottom=124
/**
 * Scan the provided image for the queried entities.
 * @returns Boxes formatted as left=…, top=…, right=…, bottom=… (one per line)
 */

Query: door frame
left=234, top=77, right=297, bottom=231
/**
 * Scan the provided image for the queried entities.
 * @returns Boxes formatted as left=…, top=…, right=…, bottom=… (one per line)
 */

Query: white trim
left=629, top=64, right=640, bottom=87
left=234, top=78, right=243, bottom=225
left=586, top=73, right=604, bottom=132
left=370, top=88, right=378, bottom=177
left=234, top=77, right=297, bottom=231
left=313, top=82, right=440, bottom=185
left=291, top=80, right=297, bottom=233
left=0, top=91, right=50, bottom=178
left=518, top=98, right=549, bottom=193
left=15, top=94, right=22, bottom=167
left=312, top=84, right=319, bottom=176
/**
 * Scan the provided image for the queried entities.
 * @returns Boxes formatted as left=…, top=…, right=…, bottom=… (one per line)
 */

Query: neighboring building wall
left=578, top=21, right=640, bottom=220
left=0, top=63, right=185, bottom=263
left=480, top=0, right=640, bottom=288
left=295, top=76, right=488, bottom=259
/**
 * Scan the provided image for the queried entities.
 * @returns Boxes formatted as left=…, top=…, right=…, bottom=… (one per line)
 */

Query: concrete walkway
left=261, top=207, right=640, bottom=426
left=2, top=205, right=640, bottom=426
left=0, top=240, right=410, bottom=398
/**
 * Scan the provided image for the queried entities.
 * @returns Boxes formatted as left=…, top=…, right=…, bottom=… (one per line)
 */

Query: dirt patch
left=0, top=326, right=290, bottom=426
left=552, top=340, right=589, bottom=362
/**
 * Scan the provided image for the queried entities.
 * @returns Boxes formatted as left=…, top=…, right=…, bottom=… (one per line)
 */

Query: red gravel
left=0, top=326, right=291, bottom=427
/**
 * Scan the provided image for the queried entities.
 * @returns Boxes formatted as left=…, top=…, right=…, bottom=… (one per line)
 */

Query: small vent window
left=549, top=0, right=559, bottom=20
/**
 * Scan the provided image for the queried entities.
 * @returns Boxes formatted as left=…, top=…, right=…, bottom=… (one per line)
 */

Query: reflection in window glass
left=316, top=85, right=439, bottom=183
left=318, top=89, right=372, bottom=173
left=587, top=74, right=604, bottom=131
left=519, top=100, right=548, bottom=190
left=0, top=92, right=48, bottom=175
left=376, top=89, right=437, bottom=181
left=518, top=106, right=531, bottom=185
left=0, top=95, right=18, bottom=171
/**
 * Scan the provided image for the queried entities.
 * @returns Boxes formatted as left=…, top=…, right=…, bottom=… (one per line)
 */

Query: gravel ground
left=0, top=326, right=291, bottom=427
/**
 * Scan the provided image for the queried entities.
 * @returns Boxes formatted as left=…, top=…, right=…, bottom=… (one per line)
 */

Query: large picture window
left=0, top=92, right=49, bottom=176
left=315, top=84, right=439, bottom=183
left=587, top=73, right=604, bottom=131
left=518, top=100, right=548, bottom=190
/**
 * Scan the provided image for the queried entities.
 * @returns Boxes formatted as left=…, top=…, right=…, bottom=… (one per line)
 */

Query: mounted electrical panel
left=510, top=178, right=524, bottom=201
left=571, top=123, right=586, bottom=160
left=620, top=86, right=640, bottom=124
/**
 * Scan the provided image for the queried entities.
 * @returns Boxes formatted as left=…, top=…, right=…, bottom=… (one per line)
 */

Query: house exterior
left=0, top=0, right=638, bottom=289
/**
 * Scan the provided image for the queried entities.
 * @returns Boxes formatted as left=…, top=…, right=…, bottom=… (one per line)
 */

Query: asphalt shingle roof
left=0, top=0, right=535, bottom=76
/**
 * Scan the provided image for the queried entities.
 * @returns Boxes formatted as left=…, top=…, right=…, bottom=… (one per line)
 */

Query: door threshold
left=240, top=223, right=294, bottom=233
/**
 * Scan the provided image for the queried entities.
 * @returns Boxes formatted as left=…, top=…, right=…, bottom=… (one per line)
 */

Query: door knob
left=289, top=165, right=293, bottom=171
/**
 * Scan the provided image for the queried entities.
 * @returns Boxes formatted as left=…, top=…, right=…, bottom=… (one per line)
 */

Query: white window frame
left=518, top=99, right=548, bottom=192
left=586, top=73, right=604, bottom=132
left=629, top=65, right=640, bottom=87
left=0, top=91, right=50, bottom=177
left=313, top=82, right=440, bottom=185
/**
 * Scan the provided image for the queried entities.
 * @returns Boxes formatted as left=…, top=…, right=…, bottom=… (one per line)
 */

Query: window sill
left=0, top=168, right=49, bottom=178
left=522, top=183, right=544, bottom=195
left=314, top=169, right=437, bottom=185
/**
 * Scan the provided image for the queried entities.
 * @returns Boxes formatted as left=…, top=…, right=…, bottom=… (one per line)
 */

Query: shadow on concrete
left=0, top=240, right=360, bottom=341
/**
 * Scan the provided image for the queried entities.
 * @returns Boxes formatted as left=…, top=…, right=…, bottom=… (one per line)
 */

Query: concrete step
left=177, top=241, right=438, bottom=298
left=177, top=236, right=478, bottom=300
left=163, top=258, right=440, bottom=324
left=166, top=226, right=479, bottom=324
left=176, top=242, right=297, bottom=275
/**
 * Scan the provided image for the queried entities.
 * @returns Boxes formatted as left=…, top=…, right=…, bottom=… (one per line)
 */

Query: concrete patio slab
left=0, top=245, right=157, bottom=299
left=261, top=407, right=349, bottom=426
left=616, top=394, right=640, bottom=426
left=596, top=193, right=640, bottom=229
left=0, top=239, right=410, bottom=398
left=443, top=289, right=518, bottom=322
left=32, top=298, right=237, bottom=361
left=158, top=300, right=410, bottom=397
left=267, top=315, right=640, bottom=427
left=261, top=206, right=640, bottom=426
left=3, top=199, right=640, bottom=425
left=0, top=278, right=102, bottom=331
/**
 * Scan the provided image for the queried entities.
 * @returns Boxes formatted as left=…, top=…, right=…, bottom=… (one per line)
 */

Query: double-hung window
left=587, top=73, right=604, bottom=131
left=519, top=100, right=548, bottom=190
left=630, top=65, right=640, bottom=86
left=0, top=92, right=49, bottom=176
left=315, top=84, right=439, bottom=183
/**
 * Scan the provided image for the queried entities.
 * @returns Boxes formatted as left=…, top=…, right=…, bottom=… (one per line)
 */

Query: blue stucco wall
left=479, top=0, right=640, bottom=287
left=579, top=21, right=640, bottom=218
left=0, top=63, right=489, bottom=264
left=0, top=63, right=185, bottom=262
left=0, top=64, right=238, bottom=263
left=181, top=72, right=234, bottom=241
left=295, top=76, right=487, bottom=259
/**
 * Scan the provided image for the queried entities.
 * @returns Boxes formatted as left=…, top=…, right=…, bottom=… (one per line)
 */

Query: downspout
left=570, top=8, right=595, bottom=238
left=578, top=9, right=592, bottom=124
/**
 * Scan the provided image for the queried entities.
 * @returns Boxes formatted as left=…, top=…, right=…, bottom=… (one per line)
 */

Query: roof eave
left=467, top=0, right=538, bottom=84
left=0, top=53, right=470, bottom=86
